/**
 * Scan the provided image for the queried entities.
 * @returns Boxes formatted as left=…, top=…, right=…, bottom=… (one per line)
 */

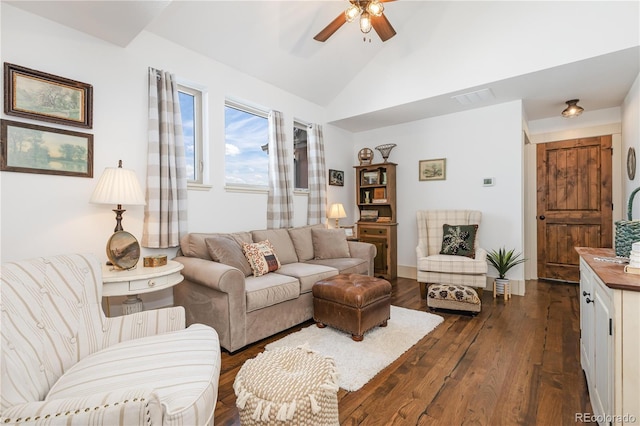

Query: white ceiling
left=7, top=0, right=640, bottom=132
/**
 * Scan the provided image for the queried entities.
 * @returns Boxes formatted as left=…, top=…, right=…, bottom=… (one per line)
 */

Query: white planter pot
left=495, top=278, right=509, bottom=295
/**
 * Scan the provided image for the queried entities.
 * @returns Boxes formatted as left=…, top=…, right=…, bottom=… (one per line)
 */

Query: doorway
left=536, top=135, right=613, bottom=282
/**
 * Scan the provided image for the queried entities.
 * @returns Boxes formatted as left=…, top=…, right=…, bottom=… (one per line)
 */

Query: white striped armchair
left=416, top=210, right=488, bottom=298
left=1, top=253, right=221, bottom=425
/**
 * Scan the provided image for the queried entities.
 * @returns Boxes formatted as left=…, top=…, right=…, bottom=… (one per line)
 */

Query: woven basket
left=614, top=187, right=640, bottom=257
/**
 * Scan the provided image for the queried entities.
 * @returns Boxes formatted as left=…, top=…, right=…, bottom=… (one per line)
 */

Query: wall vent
left=452, top=88, right=495, bottom=106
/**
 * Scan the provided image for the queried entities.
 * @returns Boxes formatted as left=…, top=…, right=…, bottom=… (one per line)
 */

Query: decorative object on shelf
left=627, top=147, right=636, bottom=180
left=90, top=160, right=146, bottom=232
left=360, top=210, right=378, bottom=221
left=341, top=225, right=355, bottom=238
left=107, top=230, right=141, bottom=270
left=313, top=0, right=396, bottom=42
left=143, top=254, right=168, bottom=267
left=614, top=187, right=640, bottom=257
left=419, top=158, right=446, bottom=181
left=364, top=191, right=371, bottom=204
left=362, top=170, right=379, bottom=185
left=373, top=187, right=386, bottom=200
left=1, top=119, right=93, bottom=178
left=358, top=147, right=374, bottom=165
left=329, top=169, right=344, bottom=186
left=375, top=143, right=397, bottom=163
left=327, top=203, right=347, bottom=227
left=486, top=247, right=526, bottom=300
left=4, top=62, right=93, bottom=128
left=561, top=99, right=584, bottom=118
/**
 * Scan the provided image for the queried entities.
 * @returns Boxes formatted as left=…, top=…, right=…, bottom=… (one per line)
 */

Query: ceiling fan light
left=360, top=11, right=372, bottom=33
left=561, top=99, right=584, bottom=118
left=367, top=1, right=384, bottom=17
left=345, top=4, right=360, bottom=22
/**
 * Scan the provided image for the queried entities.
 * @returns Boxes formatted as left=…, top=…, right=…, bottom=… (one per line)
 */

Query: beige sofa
left=173, top=225, right=376, bottom=352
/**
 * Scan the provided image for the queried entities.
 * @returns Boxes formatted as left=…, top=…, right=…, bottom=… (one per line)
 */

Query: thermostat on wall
left=483, top=177, right=495, bottom=187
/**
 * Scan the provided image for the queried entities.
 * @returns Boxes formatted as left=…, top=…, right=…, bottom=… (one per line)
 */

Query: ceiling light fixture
left=561, top=99, right=584, bottom=118
left=344, top=0, right=384, bottom=34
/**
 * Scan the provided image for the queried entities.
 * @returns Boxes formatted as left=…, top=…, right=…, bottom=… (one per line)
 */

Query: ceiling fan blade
left=371, top=13, right=396, bottom=42
left=314, top=13, right=347, bottom=42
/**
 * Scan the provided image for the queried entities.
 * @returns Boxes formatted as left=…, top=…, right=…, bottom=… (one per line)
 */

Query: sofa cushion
left=242, top=240, right=281, bottom=277
left=181, top=232, right=253, bottom=260
left=46, top=324, right=220, bottom=425
left=307, top=257, right=369, bottom=276
left=205, top=236, right=252, bottom=277
left=245, top=274, right=300, bottom=312
left=418, top=254, right=487, bottom=274
left=312, top=228, right=350, bottom=259
left=440, top=224, right=478, bottom=258
left=287, top=224, right=324, bottom=261
left=251, top=229, right=299, bottom=264
left=275, top=262, right=338, bottom=293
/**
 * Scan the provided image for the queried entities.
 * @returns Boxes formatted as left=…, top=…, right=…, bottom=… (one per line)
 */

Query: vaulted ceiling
left=6, top=0, right=640, bottom=132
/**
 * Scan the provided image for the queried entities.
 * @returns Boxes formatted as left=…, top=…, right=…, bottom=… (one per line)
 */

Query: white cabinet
left=578, top=248, right=640, bottom=426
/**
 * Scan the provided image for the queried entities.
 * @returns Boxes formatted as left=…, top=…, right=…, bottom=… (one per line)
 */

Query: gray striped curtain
left=267, top=110, right=294, bottom=229
left=142, top=67, right=188, bottom=248
left=307, top=124, right=327, bottom=225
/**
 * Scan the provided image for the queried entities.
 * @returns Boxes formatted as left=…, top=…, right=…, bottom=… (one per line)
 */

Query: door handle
left=582, top=291, right=590, bottom=297
left=585, top=297, right=593, bottom=304
left=539, top=215, right=545, bottom=220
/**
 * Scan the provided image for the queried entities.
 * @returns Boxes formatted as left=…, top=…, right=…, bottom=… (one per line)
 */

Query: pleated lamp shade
left=90, top=162, right=145, bottom=206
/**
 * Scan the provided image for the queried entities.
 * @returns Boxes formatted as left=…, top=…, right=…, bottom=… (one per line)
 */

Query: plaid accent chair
left=1, top=253, right=221, bottom=425
left=416, top=210, right=488, bottom=298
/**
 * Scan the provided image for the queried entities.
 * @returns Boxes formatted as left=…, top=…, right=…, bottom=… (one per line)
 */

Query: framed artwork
left=362, top=170, right=379, bottom=185
left=1, top=119, right=93, bottom=178
left=341, top=225, right=356, bottom=238
left=4, top=63, right=93, bottom=128
left=329, top=169, right=344, bottom=186
left=419, top=158, right=446, bottom=181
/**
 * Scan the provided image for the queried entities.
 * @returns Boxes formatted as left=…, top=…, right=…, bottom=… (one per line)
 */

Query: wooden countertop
left=575, top=247, right=640, bottom=292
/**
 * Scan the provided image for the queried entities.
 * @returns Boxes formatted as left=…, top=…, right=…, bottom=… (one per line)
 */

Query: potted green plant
left=486, top=247, right=526, bottom=295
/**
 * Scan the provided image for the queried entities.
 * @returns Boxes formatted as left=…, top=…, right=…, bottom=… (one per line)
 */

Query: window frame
left=177, top=81, right=209, bottom=189
left=293, top=119, right=309, bottom=192
left=224, top=99, right=270, bottom=192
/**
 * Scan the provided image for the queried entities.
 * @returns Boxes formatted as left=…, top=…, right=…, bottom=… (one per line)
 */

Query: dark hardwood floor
left=214, top=278, right=594, bottom=425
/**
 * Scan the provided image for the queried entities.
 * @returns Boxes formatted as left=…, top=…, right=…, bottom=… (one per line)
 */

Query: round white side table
left=102, top=259, right=184, bottom=316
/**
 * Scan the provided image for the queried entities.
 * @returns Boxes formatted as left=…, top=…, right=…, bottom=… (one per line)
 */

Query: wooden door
left=537, top=136, right=612, bottom=282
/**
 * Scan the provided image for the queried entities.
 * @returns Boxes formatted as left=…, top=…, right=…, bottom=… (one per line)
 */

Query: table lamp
left=90, top=160, right=146, bottom=232
left=327, top=203, right=347, bottom=228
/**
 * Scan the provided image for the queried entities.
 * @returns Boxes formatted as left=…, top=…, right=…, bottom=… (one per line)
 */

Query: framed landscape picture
left=4, top=63, right=93, bottom=128
left=419, top=158, right=446, bottom=181
left=1, top=119, right=93, bottom=178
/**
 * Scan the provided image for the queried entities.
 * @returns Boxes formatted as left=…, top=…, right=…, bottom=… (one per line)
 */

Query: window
left=224, top=101, right=269, bottom=187
left=178, top=84, right=204, bottom=184
left=293, top=121, right=308, bottom=190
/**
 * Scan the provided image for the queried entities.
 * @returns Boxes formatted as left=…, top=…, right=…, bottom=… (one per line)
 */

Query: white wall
left=0, top=3, right=354, bottom=266
left=353, top=101, right=525, bottom=284
left=622, top=73, right=640, bottom=217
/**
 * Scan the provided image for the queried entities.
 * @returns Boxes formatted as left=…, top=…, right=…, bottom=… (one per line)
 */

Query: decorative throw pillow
left=242, top=240, right=281, bottom=277
left=311, top=228, right=350, bottom=260
left=440, top=224, right=478, bottom=258
left=205, top=236, right=253, bottom=277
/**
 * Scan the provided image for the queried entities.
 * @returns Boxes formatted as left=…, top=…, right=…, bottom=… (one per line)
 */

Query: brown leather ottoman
left=312, top=274, right=392, bottom=341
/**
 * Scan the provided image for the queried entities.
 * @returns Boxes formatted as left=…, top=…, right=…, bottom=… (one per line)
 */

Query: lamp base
left=122, top=295, right=143, bottom=314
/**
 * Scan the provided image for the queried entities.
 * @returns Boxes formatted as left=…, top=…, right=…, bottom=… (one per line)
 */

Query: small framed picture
left=341, top=225, right=355, bottom=238
left=4, top=63, right=93, bottom=128
left=329, top=169, right=344, bottom=186
left=1, top=119, right=93, bottom=178
left=362, top=170, right=379, bottom=185
left=419, top=158, right=446, bottom=181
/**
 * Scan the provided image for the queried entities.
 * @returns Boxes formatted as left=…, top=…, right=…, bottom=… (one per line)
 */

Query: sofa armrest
left=475, top=247, right=487, bottom=262
left=1, top=389, right=162, bottom=425
left=102, top=306, right=186, bottom=346
left=175, top=256, right=246, bottom=294
left=348, top=241, right=376, bottom=276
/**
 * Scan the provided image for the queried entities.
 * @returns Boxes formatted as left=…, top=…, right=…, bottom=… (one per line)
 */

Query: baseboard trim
left=398, top=265, right=525, bottom=296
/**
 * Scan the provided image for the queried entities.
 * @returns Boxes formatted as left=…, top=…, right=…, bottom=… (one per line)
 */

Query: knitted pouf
left=233, top=346, right=339, bottom=425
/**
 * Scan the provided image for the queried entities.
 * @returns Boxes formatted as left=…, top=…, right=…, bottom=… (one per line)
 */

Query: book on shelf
left=372, top=199, right=387, bottom=203
left=360, top=210, right=378, bottom=221
left=376, top=217, right=391, bottom=223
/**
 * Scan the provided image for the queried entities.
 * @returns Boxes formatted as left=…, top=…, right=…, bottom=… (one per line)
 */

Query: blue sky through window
left=225, top=106, right=269, bottom=186
left=179, top=91, right=196, bottom=180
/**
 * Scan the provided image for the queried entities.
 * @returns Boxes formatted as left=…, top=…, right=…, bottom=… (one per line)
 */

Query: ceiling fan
left=314, top=0, right=397, bottom=42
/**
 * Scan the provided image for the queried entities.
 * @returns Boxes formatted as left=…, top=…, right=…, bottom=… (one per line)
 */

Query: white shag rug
left=265, top=305, right=444, bottom=391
